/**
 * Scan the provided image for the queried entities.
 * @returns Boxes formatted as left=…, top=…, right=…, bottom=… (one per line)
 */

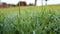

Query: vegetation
left=0, top=5, right=60, bottom=34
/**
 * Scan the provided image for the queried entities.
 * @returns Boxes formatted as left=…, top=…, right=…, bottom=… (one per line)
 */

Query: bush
left=28, top=3, right=34, bottom=6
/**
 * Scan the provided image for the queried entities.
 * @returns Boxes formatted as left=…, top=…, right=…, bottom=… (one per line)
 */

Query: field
left=0, top=5, right=60, bottom=34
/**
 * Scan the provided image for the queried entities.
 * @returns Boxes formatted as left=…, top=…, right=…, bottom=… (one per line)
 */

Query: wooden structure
left=0, top=2, right=7, bottom=8
left=17, top=1, right=27, bottom=6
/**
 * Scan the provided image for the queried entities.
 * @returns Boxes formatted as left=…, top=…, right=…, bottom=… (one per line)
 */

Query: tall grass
left=0, top=6, right=60, bottom=34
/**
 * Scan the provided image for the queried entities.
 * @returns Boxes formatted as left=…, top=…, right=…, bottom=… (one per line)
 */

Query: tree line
left=0, top=0, right=48, bottom=8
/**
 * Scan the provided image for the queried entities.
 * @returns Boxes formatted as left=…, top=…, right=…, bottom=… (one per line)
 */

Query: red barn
left=17, top=1, right=27, bottom=6
left=0, top=2, right=7, bottom=8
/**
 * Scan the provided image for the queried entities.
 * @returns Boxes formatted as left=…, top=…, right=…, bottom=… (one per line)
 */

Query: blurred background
left=0, top=0, right=60, bottom=34
left=0, top=0, right=60, bottom=6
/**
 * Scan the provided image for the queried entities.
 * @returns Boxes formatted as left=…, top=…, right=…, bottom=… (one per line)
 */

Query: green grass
left=0, top=5, right=60, bottom=34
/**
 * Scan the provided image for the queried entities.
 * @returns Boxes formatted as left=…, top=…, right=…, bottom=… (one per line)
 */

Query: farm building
left=17, top=1, right=27, bottom=6
left=0, top=2, right=8, bottom=8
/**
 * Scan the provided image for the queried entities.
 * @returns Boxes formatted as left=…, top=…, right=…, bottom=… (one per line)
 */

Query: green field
left=0, top=5, right=60, bottom=34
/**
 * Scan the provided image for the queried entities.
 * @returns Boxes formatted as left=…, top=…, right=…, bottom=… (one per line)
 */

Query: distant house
left=17, top=1, right=27, bottom=6
left=0, top=2, right=8, bottom=8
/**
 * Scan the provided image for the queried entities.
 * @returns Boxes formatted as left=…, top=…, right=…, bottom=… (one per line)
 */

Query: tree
left=35, top=0, right=37, bottom=6
left=29, top=3, right=34, bottom=6
left=45, top=0, right=48, bottom=5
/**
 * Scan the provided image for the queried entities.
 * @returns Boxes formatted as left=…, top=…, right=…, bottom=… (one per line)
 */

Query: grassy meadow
left=0, top=5, right=60, bottom=34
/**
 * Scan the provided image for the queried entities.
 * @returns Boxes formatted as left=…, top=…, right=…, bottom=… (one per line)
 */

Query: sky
left=0, top=0, right=60, bottom=6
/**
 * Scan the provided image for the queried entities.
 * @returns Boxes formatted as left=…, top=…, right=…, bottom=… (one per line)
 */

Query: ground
left=0, top=5, right=60, bottom=34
